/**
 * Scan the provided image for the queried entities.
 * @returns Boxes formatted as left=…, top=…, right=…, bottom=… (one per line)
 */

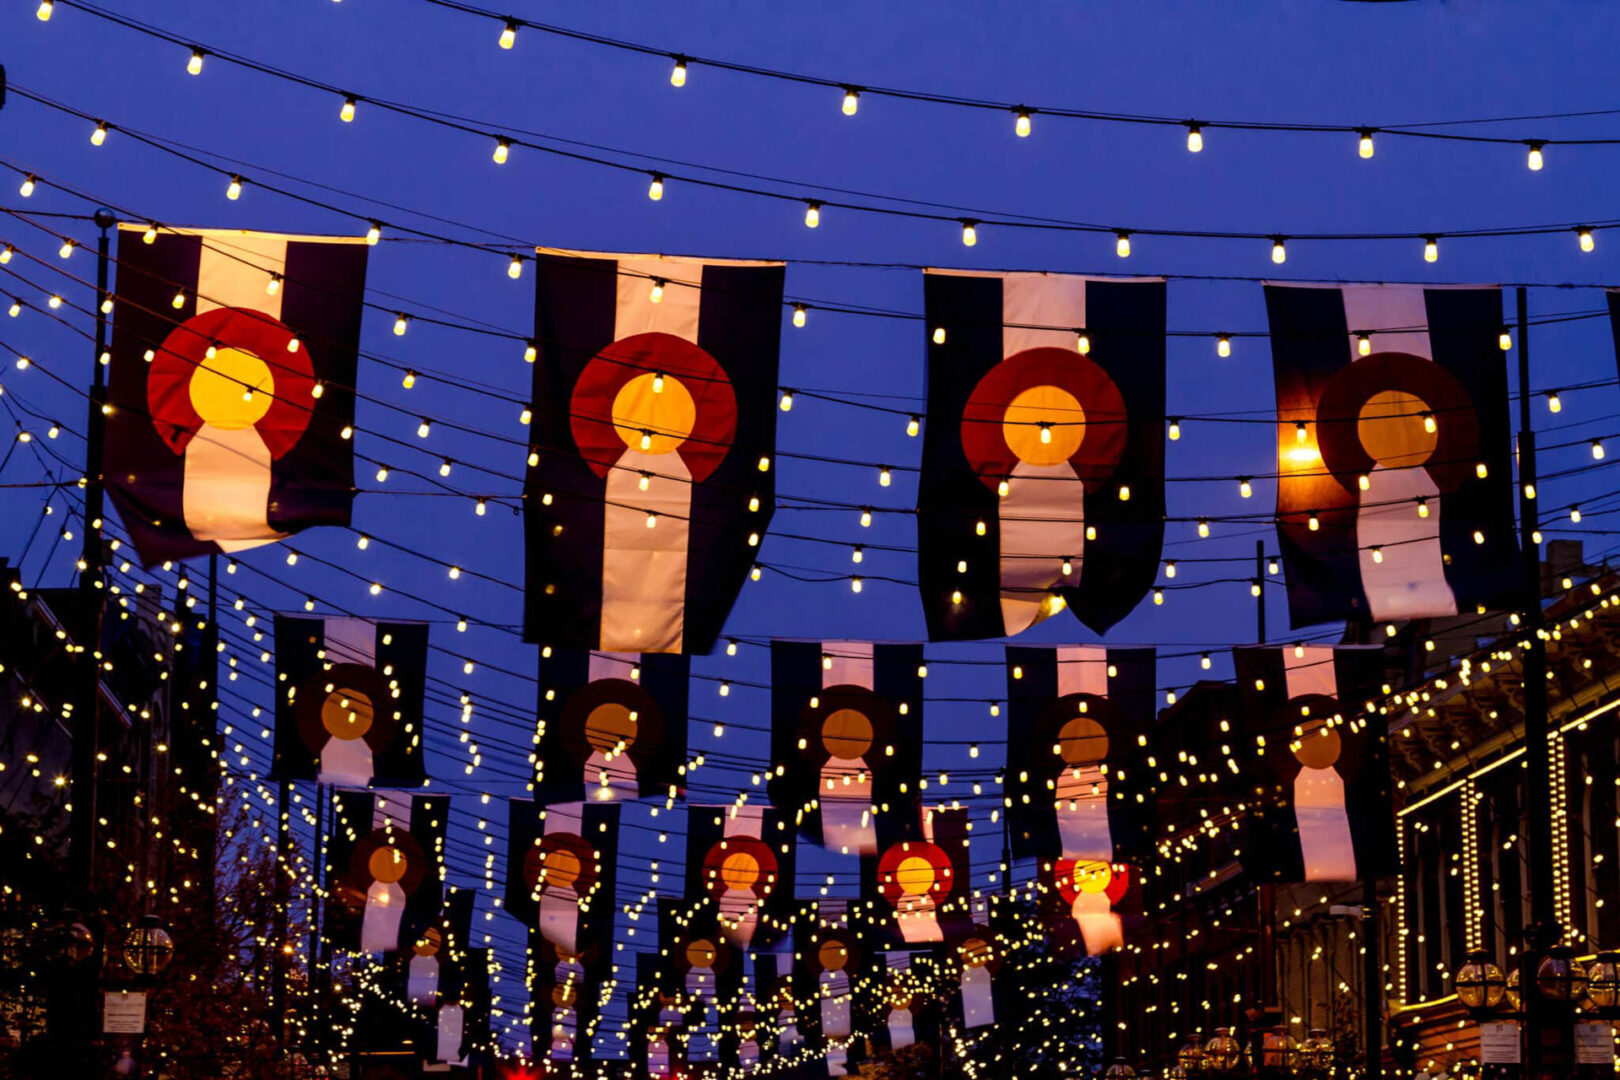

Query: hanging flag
left=1264, top=283, right=1517, bottom=627
left=946, top=898, right=1006, bottom=1031
left=524, top=249, right=785, bottom=655
left=768, top=641, right=924, bottom=855
left=632, top=949, right=689, bottom=1079
left=685, top=802, right=796, bottom=947
left=531, top=930, right=604, bottom=1068
left=104, top=226, right=367, bottom=564
left=918, top=272, right=1166, bottom=640
left=270, top=615, right=429, bottom=787
left=402, top=889, right=475, bottom=1064
left=1231, top=645, right=1391, bottom=883
left=534, top=649, right=689, bottom=805
left=864, top=805, right=973, bottom=945
left=325, top=791, right=447, bottom=954
left=754, top=952, right=804, bottom=1067
left=1039, top=856, right=1139, bottom=957
left=795, top=900, right=863, bottom=1078
left=868, top=951, right=941, bottom=1055
left=657, top=896, right=744, bottom=1061
left=1005, top=646, right=1156, bottom=864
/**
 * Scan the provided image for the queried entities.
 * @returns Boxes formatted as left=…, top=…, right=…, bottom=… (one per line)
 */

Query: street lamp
left=1297, top=1028, right=1333, bottom=1075
left=1585, top=951, right=1620, bottom=1016
left=121, top=914, right=174, bottom=978
left=1454, top=950, right=1507, bottom=1014
left=1258, top=1028, right=1299, bottom=1076
left=1534, top=945, right=1588, bottom=1004
left=1202, top=1027, right=1243, bottom=1074
left=1177, top=1035, right=1206, bottom=1076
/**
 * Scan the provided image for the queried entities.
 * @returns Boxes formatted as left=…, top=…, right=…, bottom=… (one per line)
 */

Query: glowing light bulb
left=58, top=240, right=75, bottom=260
left=1165, top=560, right=1177, bottom=578
left=498, top=20, right=517, bottom=49
left=649, top=279, right=666, bottom=304
left=171, top=289, right=187, bottom=310
left=7, top=300, right=19, bottom=318
left=998, top=478, right=1010, bottom=498
left=1118, top=484, right=1131, bottom=501
left=340, top=96, right=357, bottom=123
left=402, top=370, right=417, bottom=390
left=792, top=303, right=807, bottom=328
left=508, top=254, right=524, bottom=279
left=18, top=176, right=36, bottom=198
left=439, top=459, right=453, bottom=477
left=375, top=466, right=389, bottom=482
left=960, top=221, right=978, bottom=247
left=842, top=87, right=860, bottom=116
left=90, top=122, right=108, bottom=147
left=932, top=327, right=947, bottom=345
left=878, top=466, right=892, bottom=487
left=1201, top=653, right=1212, bottom=670
left=860, top=508, right=873, bottom=528
left=36, top=0, right=52, bottom=20
left=366, top=222, right=382, bottom=246
left=1578, top=227, right=1595, bottom=253
left=1422, top=412, right=1436, bottom=434
left=1358, top=473, right=1370, bottom=491
left=1167, top=418, right=1181, bottom=440
left=1572, top=506, right=1583, bottom=523
left=524, top=341, right=538, bottom=363
left=1308, top=513, right=1320, bottom=531
left=187, top=49, right=204, bottom=76
left=851, top=576, right=863, bottom=593
left=1216, top=334, right=1231, bottom=358
left=670, top=56, right=687, bottom=87
left=226, top=176, right=243, bottom=201
left=1271, top=237, right=1287, bottom=264
left=1295, top=421, right=1308, bottom=443
left=1076, top=332, right=1091, bottom=355
left=1476, top=462, right=1488, bottom=479
left=1038, top=422, right=1052, bottom=444
left=393, top=313, right=409, bottom=336
left=417, top=419, right=431, bottom=438
left=1239, top=478, right=1252, bottom=499
left=1186, top=123, right=1203, bottom=152
left=652, top=372, right=665, bottom=393
left=1371, top=546, right=1383, bottom=564
left=638, top=473, right=651, bottom=492
left=779, top=390, right=794, bottom=412
left=140, top=226, right=156, bottom=246
left=1358, top=129, right=1375, bottom=159
left=648, top=174, right=665, bottom=201
left=1526, top=142, right=1545, bottom=171
left=1357, top=332, right=1371, bottom=357
left=1593, top=440, right=1605, bottom=460
left=493, top=139, right=510, bottom=165
left=1197, top=519, right=1210, bottom=538
left=1417, top=498, right=1429, bottom=518
left=804, top=202, right=821, bottom=229
left=267, top=274, right=282, bottom=297
left=1116, top=232, right=1131, bottom=258
left=1423, top=237, right=1438, bottom=263
left=1548, top=391, right=1562, bottom=414
left=1014, top=108, right=1032, bottom=138
left=906, top=416, right=920, bottom=437
left=639, top=431, right=653, bottom=450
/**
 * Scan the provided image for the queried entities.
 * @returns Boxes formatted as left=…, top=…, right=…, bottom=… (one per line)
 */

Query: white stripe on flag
left=323, top=617, right=378, bottom=666
left=1283, top=646, right=1338, bottom=700
left=822, top=642, right=875, bottom=690
left=196, top=233, right=289, bottom=320
left=615, top=258, right=702, bottom=343
left=1002, top=273, right=1086, bottom=357
left=1341, top=285, right=1432, bottom=363
left=1056, top=646, right=1108, bottom=698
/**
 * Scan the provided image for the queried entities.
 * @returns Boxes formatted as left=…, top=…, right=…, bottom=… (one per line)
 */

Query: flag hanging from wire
left=862, top=804, right=973, bottom=946
left=534, top=649, right=689, bottom=805
left=1264, top=284, right=1518, bottom=628
left=270, top=615, right=429, bottom=787
left=1005, top=645, right=1156, bottom=864
left=794, top=900, right=863, bottom=1078
left=524, top=249, right=784, bottom=654
left=1231, top=645, right=1392, bottom=883
left=685, top=802, right=797, bottom=948
left=768, top=641, right=924, bottom=856
left=325, top=791, right=447, bottom=954
left=104, top=226, right=367, bottom=564
left=918, top=272, right=1166, bottom=640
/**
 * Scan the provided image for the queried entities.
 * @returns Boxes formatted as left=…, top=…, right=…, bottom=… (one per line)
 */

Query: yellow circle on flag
left=189, top=347, right=275, bottom=430
left=895, top=855, right=937, bottom=895
left=612, top=372, right=696, bottom=454
left=1003, top=384, right=1085, bottom=466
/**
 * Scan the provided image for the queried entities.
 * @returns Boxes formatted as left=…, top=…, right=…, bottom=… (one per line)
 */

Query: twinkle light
left=960, top=220, right=979, bottom=247
left=417, top=419, right=431, bottom=438
left=90, top=121, right=109, bottom=147
left=1295, top=420, right=1309, bottom=443
left=1592, top=440, right=1605, bottom=460
left=1571, top=506, right=1582, bottom=523
left=1238, top=478, right=1252, bottom=499
left=226, top=176, right=243, bottom=201
left=340, top=96, right=357, bottom=123
left=648, top=173, right=665, bottom=201
left=1423, top=236, right=1439, bottom=263
left=267, top=273, right=282, bottom=297
left=1164, top=560, right=1177, bottom=578
left=841, top=87, right=860, bottom=116
left=1167, top=417, right=1181, bottom=441
left=498, top=20, right=517, bottom=49
left=1, top=246, right=14, bottom=264
left=792, top=303, right=807, bottom=328
left=187, top=48, right=205, bottom=76
left=1216, top=334, right=1231, bottom=358
left=402, top=370, right=417, bottom=390
left=524, top=340, right=538, bottom=363
left=1014, top=108, right=1032, bottom=138
left=1499, top=328, right=1512, bottom=351
left=649, top=279, right=665, bottom=304
left=670, top=55, right=688, bottom=87
left=779, top=390, right=794, bottom=412
left=1197, top=519, right=1210, bottom=538
left=1115, top=231, right=1131, bottom=258
left=493, top=139, right=511, bottom=165
left=1357, top=332, right=1371, bottom=357
left=878, top=466, right=892, bottom=487
left=932, top=327, right=947, bottom=345
left=1358, top=128, right=1375, bottom=159
left=1476, top=462, right=1488, bottom=478
left=1371, top=546, right=1384, bottom=563
left=366, top=222, right=382, bottom=246
left=1547, top=390, right=1562, bottom=414
left=393, top=313, right=409, bottom=336
left=906, top=415, right=920, bottom=437
left=1271, top=236, right=1287, bottom=264
left=507, top=254, right=524, bottom=280
left=58, top=240, right=76, bottom=260
left=1417, top=497, right=1430, bottom=518
left=1186, top=122, right=1203, bottom=152
left=1526, top=141, right=1545, bottom=171
left=1076, top=332, right=1091, bottom=355
left=36, top=0, right=52, bottom=20
left=804, top=202, right=821, bottom=229
left=851, top=576, right=863, bottom=593
left=18, top=176, right=36, bottom=198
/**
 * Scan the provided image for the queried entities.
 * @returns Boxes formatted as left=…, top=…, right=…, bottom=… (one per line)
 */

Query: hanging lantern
left=122, top=915, right=175, bottom=978
left=1586, top=951, right=1620, bottom=1014
left=1203, top=1027, right=1243, bottom=1074
left=1260, top=1028, right=1299, bottom=1075
left=1454, top=950, right=1507, bottom=1012
left=1178, top=1036, right=1207, bottom=1075
left=1534, top=945, right=1588, bottom=1003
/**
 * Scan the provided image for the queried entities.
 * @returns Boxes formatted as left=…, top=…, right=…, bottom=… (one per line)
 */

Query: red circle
left=876, top=840, right=955, bottom=906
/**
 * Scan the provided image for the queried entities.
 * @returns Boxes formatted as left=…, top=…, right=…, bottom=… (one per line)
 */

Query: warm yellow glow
left=1527, top=143, right=1544, bottom=171
left=493, top=139, right=510, bottom=165
left=648, top=175, right=665, bottom=201
left=792, top=304, right=807, bottom=328
left=1579, top=227, right=1595, bottom=253
left=906, top=416, right=920, bottom=437
left=90, top=122, right=108, bottom=147
left=226, top=176, right=243, bottom=201
left=1358, top=130, right=1375, bottom=159
left=670, top=57, right=687, bottom=88
left=1167, top=418, right=1181, bottom=441
left=1014, top=110, right=1032, bottom=138
left=187, top=49, right=204, bottom=76
left=1498, top=329, right=1512, bottom=351
left=393, top=314, right=409, bottom=336
left=18, top=176, right=35, bottom=198
left=932, top=327, right=946, bottom=345
left=36, top=0, right=52, bottom=20
left=1197, top=519, right=1210, bottom=538
left=340, top=97, right=356, bottom=123
left=1423, top=237, right=1438, bottom=263
left=804, top=202, right=820, bottom=228
left=1076, top=333, right=1090, bottom=355
left=1116, top=232, right=1131, bottom=258
left=1548, top=391, right=1562, bottom=413
left=498, top=21, right=517, bottom=49
left=1357, top=333, right=1371, bottom=356
left=508, top=255, right=524, bottom=279
left=961, top=221, right=978, bottom=247
left=1216, top=334, right=1231, bottom=358
left=1271, top=238, right=1287, bottom=264
left=1239, top=478, right=1252, bottom=498
left=842, top=88, right=860, bottom=116
left=366, top=222, right=381, bottom=245
left=1186, top=124, right=1203, bottom=152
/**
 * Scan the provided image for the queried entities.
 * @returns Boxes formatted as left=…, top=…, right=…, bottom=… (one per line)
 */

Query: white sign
left=1477, top=1021, right=1522, bottom=1064
left=102, top=990, right=147, bottom=1035
left=1576, top=1021, right=1616, bottom=1066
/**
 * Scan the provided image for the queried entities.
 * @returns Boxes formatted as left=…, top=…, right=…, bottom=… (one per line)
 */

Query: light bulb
left=932, top=327, right=946, bottom=345
left=36, top=0, right=52, bottom=20
left=417, top=419, right=431, bottom=438
left=648, top=174, right=665, bottom=201
left=1216, top=334, right=1231, bottom=358
left=1307, top=513, right=1320, bottom=531
left=860, top=508, right=872, bottom=528
left=1417, top=498, right=1429, bottom=518
left=1527, top=142, right=1544, bottom=171
left=1422, top=412, right=1436, bottom=434
left=1014, top=109, right=1032, bottom=138
left=670, top=56, right=687, bottom=87
left=998, top=478, right=1010, bottom=497
left=91, top=122, right=108, bottom=147
left=226, top=176, right=243, bottom=201
left=1062, top=558, right=1073, bottom=576
left=646, top=512, right=657, bottom=529
left=1039, top=422, right=1052, bottom=444
left=171, top=289, right=187, bottom=310
left=393, top=313, right=409, bottom=336
left=1167, top=418, right=1181, bottom=441
left=1116, top=232, right=1131, bottom=258
left=1239, top=478, right=1252, bottom=499
left=1076, top=332, right=1091, bottom=355
left=961, top=221, right=978, bottom=247
left=1578, top=227, right=1595, bottom=253
left=1358, top=473, right=1370, bottom=491
left=878, top=466, right=892, bottom=487
left=851, top=576, right=863, bottom=593
left=498, top=20, right=517, bottom=49
left=18, top=176, right=36, bottom=198
left=508, top=254, right=523, bottom=279
left=649, top=279, right=665, bottom=304
left=58, top=240, right=75, bottom=259
left=906, top=416, right=920, bottom=437
left=1357, top=332, right=1371, bottom=357
left=1186, top=123, right=1203, bottom=152
left=1371, top=546, right=1383, bottom=563
left=842, top=87, right=860, bottom=116
left=1423, top=237, right=1438, bottom=263
left=366, top=222, right=382, bottom=246
left=524, top=341, right=538, bottom=363
left=1476, top=462, right=1488, bottom=479
left=1548, top=391, right=1562, bottom=414
left=779, top=390, right=794, bottom=412
left=1295, top=421, right=1308, bottom=443
left=1251, top=580, right=1262, bottom=597
left=639, top=431, right=652, bottom=450
left=1499, top=329, right=1512, bottom=351
left=402, top=370, right=417, bottom=390
left=1197, top=519, right=1210, bottom=538
left=652, top=372, right=665, bottom=393
left=1118, top=483, right=1131, bottom=501
left=1572, top=507, right=1583, bottom=523
left=1358, top=129, right=1375, bottom=159
left=1593, top=440, right=1605, bottom=460
left=439, top=459, right=453, bottom=477
left=792, top=303, right=807, bottom=328
left=340, top=96, right=357, bottom=123
left=310, top=381, right=323, bottom=398
left=1165, top=560, right=1177, bottom=578
left=493, top=139, right=510, bottom=165
left=267, top=273, right=282, bottom=296
left=1201, top=653, right=1212, bottom=670
left=7, top=300, right=18, bottom=318
left=187, top=49, right=204, bottom=76
left=1271, top=237, right=1287, bottom=264
left=804, top=202, right=821, bottom=228
left=376, top=466, right=389, bottom=482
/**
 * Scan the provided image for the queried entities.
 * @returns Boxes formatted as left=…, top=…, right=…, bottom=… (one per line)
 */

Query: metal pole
left=1253, top=540, right=1282, bottom=1057
left=69, top=211, right=114, bottom=898
left=272, top=777, right=291, bottom=1044
left=1255, top=540, right=1267, bottom=645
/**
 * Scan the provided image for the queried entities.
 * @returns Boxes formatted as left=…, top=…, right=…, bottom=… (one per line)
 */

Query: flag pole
left=1252, top=539, right=1284, bottom=1056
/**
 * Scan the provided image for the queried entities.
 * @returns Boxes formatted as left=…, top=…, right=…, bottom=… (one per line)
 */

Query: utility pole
left=1252, top=540, right=1284, bottom=1062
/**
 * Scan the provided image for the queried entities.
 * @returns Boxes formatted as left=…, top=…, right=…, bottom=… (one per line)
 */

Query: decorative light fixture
left=122, top=915, right=175, bottom=978
left=1186, top=122, right=1204, bottom=152
left=1357, top=128, right=1375, bottom=159
left=669, top=55, right=688, bottom=88
left=1454, top=950, right=1507, bottom=1012
left=1526, top=140, right=1545, bottom=171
